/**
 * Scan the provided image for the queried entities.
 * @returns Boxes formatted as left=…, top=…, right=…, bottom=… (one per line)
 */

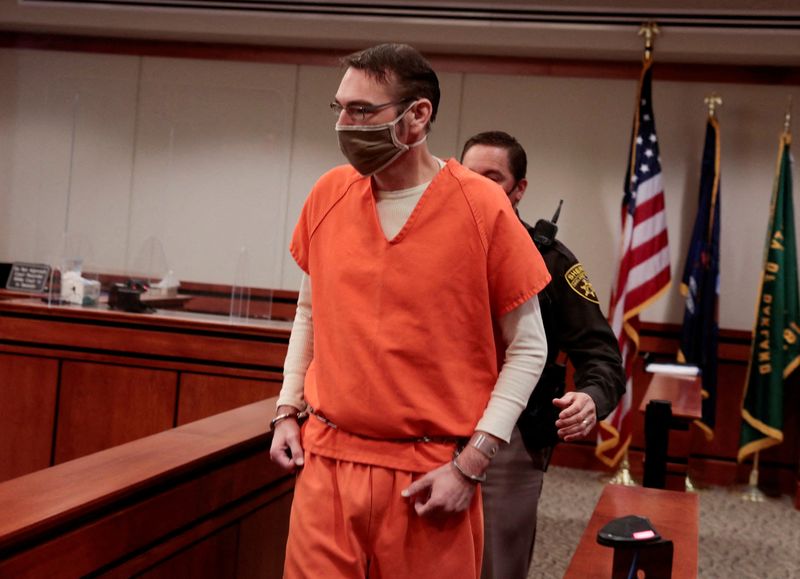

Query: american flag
left=596, top=57, right=671, bottom=468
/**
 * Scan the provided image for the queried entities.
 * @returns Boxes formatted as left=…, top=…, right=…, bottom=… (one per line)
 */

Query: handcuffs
left=451, top=433, right=500, bottom=484
left=269, top=409, right=308, bottom=431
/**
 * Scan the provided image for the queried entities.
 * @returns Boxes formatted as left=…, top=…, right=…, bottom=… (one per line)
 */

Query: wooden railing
left=0, top=398, right=293, bottom=578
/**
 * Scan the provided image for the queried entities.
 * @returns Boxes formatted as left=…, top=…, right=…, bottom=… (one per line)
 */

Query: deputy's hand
left=400, top=461, right=478, bottom=516
left=269, top=405, right=305, bottom=471
left=553, top=391, right=596, bottom=441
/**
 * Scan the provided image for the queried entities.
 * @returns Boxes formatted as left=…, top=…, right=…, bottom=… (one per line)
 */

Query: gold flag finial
left=638, top=22, right=660, bottom=61
left=784, top=95, right=793, bottom=134
left=705, top=93, right=723, bottom=118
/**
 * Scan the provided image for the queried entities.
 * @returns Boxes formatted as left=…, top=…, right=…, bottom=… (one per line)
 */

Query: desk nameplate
left=5, top=263, right=51, bottom=293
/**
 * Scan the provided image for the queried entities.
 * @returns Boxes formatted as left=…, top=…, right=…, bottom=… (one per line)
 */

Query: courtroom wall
left=0, top=46, right=797, bottom=331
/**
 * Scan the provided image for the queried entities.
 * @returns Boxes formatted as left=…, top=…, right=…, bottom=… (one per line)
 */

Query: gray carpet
left=529, top=466, right=800, bottom=578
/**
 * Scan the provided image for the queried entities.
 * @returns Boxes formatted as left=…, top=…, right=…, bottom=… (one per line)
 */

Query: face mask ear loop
left=388, top=101, right=427, bottom=150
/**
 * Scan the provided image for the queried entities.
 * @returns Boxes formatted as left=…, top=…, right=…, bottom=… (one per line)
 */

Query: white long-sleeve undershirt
left=276, top=170, right=547, bottom=443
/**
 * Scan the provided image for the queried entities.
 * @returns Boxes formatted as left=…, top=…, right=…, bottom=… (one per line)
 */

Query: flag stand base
left=608, top=454, right=637, bottom=486
left=741, top=484, right=767, bottom=502
left=741, top=452, right=767, bottom=502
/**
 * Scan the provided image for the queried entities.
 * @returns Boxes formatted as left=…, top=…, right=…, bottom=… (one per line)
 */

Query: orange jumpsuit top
left=290, top=159, right=550, bottom=472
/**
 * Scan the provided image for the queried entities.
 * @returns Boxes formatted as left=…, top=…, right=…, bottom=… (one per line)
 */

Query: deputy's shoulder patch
left=565, top=263, right=599, bottom=304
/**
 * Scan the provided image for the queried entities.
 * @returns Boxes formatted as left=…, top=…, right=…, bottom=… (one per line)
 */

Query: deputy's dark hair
left=342, top=43, right=440, bottom=128
left=461, top=131, right=527, bottom=182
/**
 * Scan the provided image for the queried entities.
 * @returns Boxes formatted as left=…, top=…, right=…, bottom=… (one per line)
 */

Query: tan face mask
left=335, top=102, right=427, bottom=176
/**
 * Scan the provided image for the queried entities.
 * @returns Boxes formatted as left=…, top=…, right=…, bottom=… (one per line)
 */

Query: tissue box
left=60, top=271, right=101, bottom=306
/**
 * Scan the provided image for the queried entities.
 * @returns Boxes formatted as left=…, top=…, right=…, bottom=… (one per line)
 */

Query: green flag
left=738, top=130, right=800, bottom=463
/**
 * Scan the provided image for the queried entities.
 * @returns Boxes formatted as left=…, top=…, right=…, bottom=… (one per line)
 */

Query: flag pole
left=679, top=93, right=725, bottom=495
left=740, top=99, right=793, bottom=502
left=607, top=23, right=660, bottom=488
left=608, top=21, right=661, bottom=486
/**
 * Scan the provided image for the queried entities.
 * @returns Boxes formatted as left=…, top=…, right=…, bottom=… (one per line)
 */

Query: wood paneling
left=177, top=373, right=281, bottom=425
left=0, top=354, right=58, bottom=482
left=136, top=526, right=239, bottom=579
left=0, top=311, right=289, bottom=369
left=0, top=299, right=291, bottom=479
left=687, top=362, right=748, bottom=461
left=237, top=491, right=293, bottom=579
left=54, top=362, right=176, bottom=463
left=0, top=342, right=284, bottom=382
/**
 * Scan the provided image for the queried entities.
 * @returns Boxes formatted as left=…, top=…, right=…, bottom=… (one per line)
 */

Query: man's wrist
left=452, top=443, right=491, bottom=482
left=451, top=454, right=486, bottom=483
left=270, top=405, right=304, bottom=431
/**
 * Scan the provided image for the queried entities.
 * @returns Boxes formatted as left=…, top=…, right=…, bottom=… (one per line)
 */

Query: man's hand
left=400, top=442, right=491, bottom=516
left=400, top=461, right=478, bottom=517
left=553, top=391, right=596, bottom=441
left=269, top=405, right=305, bottom=471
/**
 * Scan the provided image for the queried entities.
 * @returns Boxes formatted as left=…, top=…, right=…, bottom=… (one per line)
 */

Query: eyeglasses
left=330, top=99, right=413, bottom=122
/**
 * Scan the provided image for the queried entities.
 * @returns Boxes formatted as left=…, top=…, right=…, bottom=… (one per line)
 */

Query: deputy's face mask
left=336, top=102, right=427, bottom=176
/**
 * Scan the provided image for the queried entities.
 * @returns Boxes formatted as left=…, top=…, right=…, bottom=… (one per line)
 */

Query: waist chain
left=308, top=406, right=465, bottom=445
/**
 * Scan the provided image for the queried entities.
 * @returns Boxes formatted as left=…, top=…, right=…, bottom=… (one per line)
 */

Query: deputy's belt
left=308, top=407, right=465, bottom=445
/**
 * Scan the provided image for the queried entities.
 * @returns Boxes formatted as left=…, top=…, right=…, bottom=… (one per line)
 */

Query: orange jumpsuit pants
left=283, top=452, right=483, bottom=579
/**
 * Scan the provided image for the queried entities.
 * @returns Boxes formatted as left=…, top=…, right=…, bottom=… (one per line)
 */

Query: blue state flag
left=678, top=114, right=721, bottom=440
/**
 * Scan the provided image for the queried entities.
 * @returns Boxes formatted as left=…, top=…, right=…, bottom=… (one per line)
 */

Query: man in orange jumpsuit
left=270, top=43, right=554, bottom=579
